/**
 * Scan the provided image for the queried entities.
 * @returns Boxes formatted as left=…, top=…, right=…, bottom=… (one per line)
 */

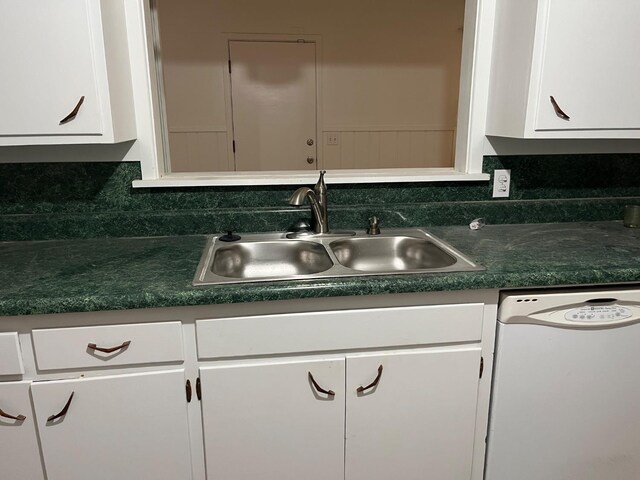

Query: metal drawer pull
left=0, top=408, right=26, bottom=422
left=59, top=96, right=85, bottom=125
left=87, top=340, right=131, bottom=354
left=47, top=392, right=74, bottom=422
left=308, top=372, right=335, bottom=396
left=550, top=96, right=570, bottom=120
left=357, top=365, right=384, bottom=393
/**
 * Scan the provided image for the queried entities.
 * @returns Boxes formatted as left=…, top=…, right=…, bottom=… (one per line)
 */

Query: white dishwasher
left=485, top=287, right=640, bottom=480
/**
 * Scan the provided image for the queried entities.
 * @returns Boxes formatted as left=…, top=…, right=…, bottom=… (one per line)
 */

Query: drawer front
left=196, top=304, right=484, bottom=359
left=32, top=322, right=183, bottom=371
left=0, top=333, right=25, bottom=376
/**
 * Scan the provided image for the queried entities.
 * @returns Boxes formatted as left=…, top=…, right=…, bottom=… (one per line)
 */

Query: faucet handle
left=314, top=170, right=327, bottom=196
left=367, top=216, right=381, bottom=235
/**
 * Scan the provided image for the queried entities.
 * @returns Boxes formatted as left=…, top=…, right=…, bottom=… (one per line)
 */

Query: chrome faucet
left=289, top=171, right=329, bottom=234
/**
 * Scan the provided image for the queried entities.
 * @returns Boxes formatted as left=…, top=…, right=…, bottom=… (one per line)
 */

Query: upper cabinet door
left=30, top=370, right=193, bottom=480
left=535, top=0, right=640, bottom=131
left=487, top=0, right=640, bottom=138
left=200, top=358, right=345, bottom=480
left=0, top=0, right=135, bottom=145
left=345, top=347, right=482, bottom=480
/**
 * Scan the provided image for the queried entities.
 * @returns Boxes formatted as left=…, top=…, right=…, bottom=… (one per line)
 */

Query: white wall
left=156, top=0, right=465, bottom=172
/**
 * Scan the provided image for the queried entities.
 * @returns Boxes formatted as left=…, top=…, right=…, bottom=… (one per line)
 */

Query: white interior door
left=229, top=40, right=317, bottom=171
left=345, top=348, right=482, bottom=480
left=0, top=382, right=45, bottom=480
left=535, top=0, right=640, bottom=131
left=200, top=358, right=345, bottom=480
left=31, top=370, right=193, bottom=480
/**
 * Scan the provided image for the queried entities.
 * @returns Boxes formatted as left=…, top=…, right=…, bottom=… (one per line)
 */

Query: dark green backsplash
left=1, top=154, right=639, bottom=240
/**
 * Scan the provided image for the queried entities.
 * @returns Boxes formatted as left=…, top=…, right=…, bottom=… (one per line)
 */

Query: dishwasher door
left=485, top=288, right=640, bottom=480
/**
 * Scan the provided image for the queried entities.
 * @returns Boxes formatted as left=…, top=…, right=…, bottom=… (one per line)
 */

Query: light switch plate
left=326, top=133, right=339, bottom=145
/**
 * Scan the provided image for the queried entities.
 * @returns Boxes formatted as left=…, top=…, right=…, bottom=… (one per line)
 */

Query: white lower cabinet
left=199, top=347, right=482, bottom=480
left=0, top=297, right=496, bottom=480
left=200, top=358, right=346, bottom=480
left=345, top=347, right=482, bottom=480
left=0, top=382, right=45, bottom=480
left=30, top=369, right=193, bottom=480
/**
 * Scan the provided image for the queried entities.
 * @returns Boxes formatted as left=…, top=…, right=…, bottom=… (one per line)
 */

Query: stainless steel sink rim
left=193, top=229, right=485, bottom=286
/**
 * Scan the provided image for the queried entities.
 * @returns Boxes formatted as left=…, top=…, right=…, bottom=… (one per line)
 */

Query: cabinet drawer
left=196, top=304, right=484, bottom=359
left=32, top=322, right=184, bottom=371
left=0, top=333, right=25, bottom=376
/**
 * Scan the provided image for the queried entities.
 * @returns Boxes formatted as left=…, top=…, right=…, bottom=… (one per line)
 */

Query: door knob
left=307, top=157, right=315, bottom=164
left=307, top=138, right=314, bottom=146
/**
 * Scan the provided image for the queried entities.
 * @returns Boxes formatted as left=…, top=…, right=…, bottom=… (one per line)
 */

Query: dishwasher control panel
left=500, top=289, right=640, bottom=327
left=564, top=305, right=634, bottom=322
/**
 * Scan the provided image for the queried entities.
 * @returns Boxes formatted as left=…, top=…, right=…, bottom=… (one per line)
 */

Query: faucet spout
left=289, top=183, right=330, bottom=234
left=288, top=187, right=314, bottom=206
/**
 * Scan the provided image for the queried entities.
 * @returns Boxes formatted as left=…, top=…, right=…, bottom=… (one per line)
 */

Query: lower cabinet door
left=31, top=369, right=193, bottom=480
left=200, top=358, right=346, bottom=480
left=345, top=347, right=482, bottom=480
left=0, top=382, right=45, bottom=480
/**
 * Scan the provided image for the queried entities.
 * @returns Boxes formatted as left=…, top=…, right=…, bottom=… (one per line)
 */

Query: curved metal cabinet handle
left=550, top=96, right=570, bottom=121
left=0, top=408, right=26, bottom=422
left=87, top=340, right=131, bottom=354
left=357, top=365, right=384, bottom=393
left=308, top=372, right=335, bottom=397
left=59, top=96, right=85, bottom=125
left=47, top=392, right=74, bottom=422
left=186, top=380, right=192, bottom=403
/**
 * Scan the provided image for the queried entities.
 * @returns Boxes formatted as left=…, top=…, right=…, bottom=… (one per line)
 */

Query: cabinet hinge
left=186, top=379, right=192, bottom=403
left=479, top=357, right=484, bottom=379
left=232, top=140, right=236, bottom=153
left=196, top=377, right=202, bottom=401
left=228, top=60, right=232, bottom=73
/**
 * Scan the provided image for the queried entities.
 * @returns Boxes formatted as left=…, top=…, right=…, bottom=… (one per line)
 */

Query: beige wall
left=157, top=0, right=465, bottom=172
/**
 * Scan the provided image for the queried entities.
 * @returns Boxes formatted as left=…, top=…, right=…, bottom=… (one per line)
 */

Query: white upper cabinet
left=0, top=0, right=136, bottom=145
left=487, top=0, right=640, bottom=138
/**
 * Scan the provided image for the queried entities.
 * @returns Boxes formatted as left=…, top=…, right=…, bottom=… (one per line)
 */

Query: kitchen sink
left=193, top=229, right=484, bottom=286
left=329, top=236, right=457, bottom=272
left=211, top=240, right=333, bottom=279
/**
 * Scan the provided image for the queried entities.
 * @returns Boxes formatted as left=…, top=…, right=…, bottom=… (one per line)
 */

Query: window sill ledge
left=132, top=169, right=490, bottom=188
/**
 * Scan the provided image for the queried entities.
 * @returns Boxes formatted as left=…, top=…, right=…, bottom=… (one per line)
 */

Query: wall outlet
left=492, top=169, right=511, bottom=198
left=326, top=133, right=340, bottom=146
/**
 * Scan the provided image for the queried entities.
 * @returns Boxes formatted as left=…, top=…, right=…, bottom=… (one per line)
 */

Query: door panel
left=486, top=322, right=640, bottom=480
left=345, top=348, right=481, bottom=480
left=200, top=358, right=345, bottom=480
left=536, top=0, right=640, bottom=131
left=0, top=382, right=45, bottom=480
left=0, top=0, right=102, bottom=136
left=229, top=40, right=317, bottom=171
left=31, top=370, right=192, bottom=480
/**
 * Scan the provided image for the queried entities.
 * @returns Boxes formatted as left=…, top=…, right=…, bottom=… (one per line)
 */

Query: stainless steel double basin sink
left=193, top=229, right=484, bottom=285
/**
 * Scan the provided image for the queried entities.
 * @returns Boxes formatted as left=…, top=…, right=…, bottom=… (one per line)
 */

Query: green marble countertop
left=2, top=221, right=640, bottom=317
